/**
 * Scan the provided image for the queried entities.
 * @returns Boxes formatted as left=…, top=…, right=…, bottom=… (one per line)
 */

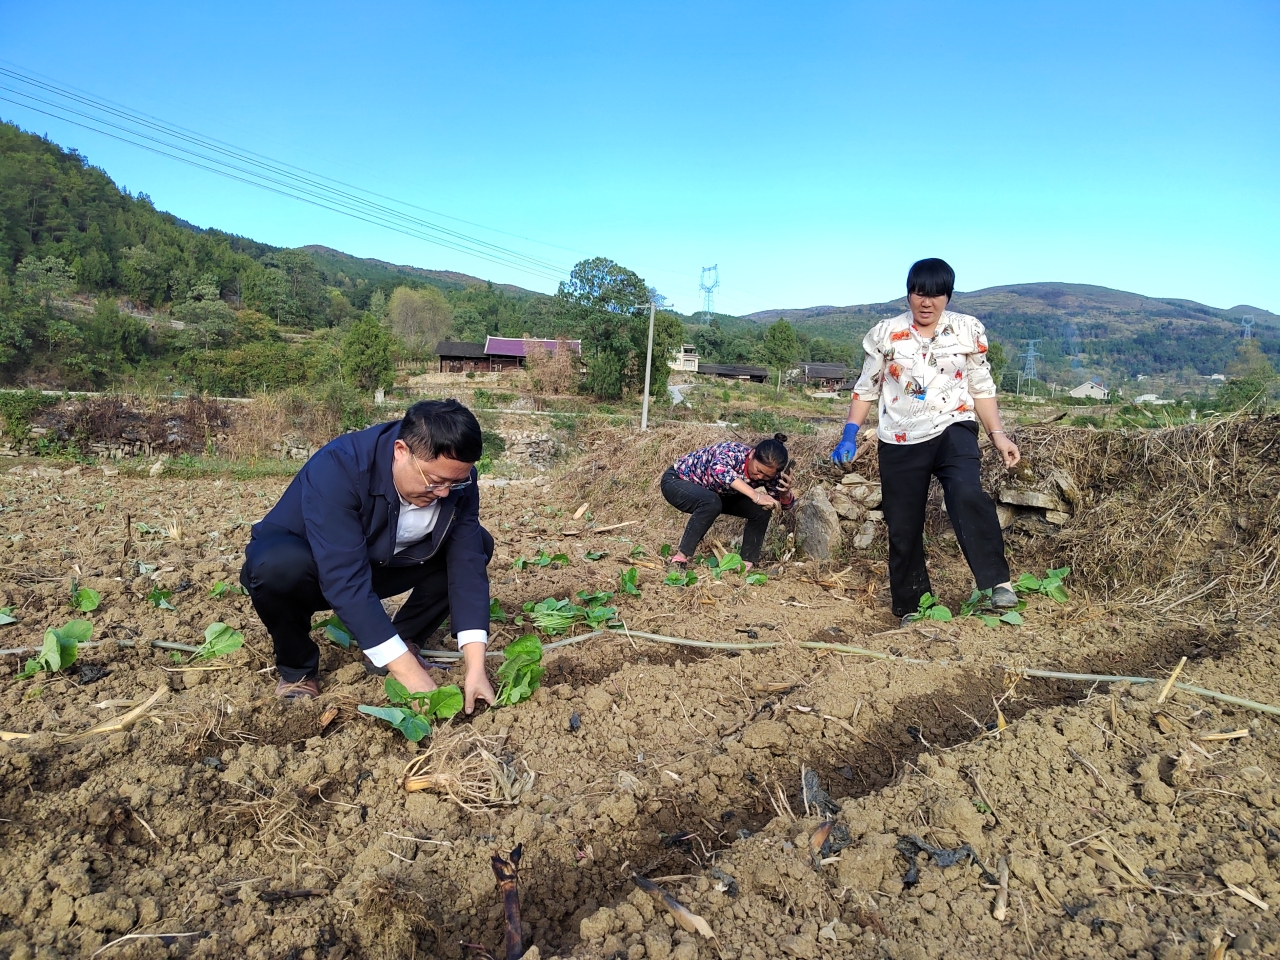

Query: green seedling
left=0, top=607, right=17, bottom=626
left=513, top=549, right=571, bottom=570
left=489, top=598, right=508, bottom=624
left=620, top=566, right=642, bottom=595
left=70, top=586, right=101, bottom=613
left=148, top=588, right=176, bottom=610
left=135, top=562, right=158, bottom=575
left=745, top=572, right=768, bottom=586
left=906, top=592, right=953, bottom=622
left=192, top=622, right=244, bottom=662
left=575, top=589, right=614, bottom=606
left=1014, top=566, right=1071, bottom=603
left=521, top=597, right=617, bottom=635
left=209, top=581, right=247, bottom=598
left=659, top=544, right=673, bottom=559
left=494, top=634, right=545, bottom=707
left=358, top=677, right=463, bottom=742
left=959, top=588, right=1025, bottom=627
left=18, top=620, right=91, bottom=679
left=312, top=615, right=352, bottom=649
left=168, top=650, right=184, bottom=664
left=522, top=597, right=579, bottom=634
left=135, top=522, right=161, bottom=535
left=707, top=553, right=744, bottom=578
left=583, top=604, right=620, bottom=630
left=663, top=569, right=699, bottom=588
left=629, top=544, right=646, bottom=559
left=584, top=550, right=608, bottom=561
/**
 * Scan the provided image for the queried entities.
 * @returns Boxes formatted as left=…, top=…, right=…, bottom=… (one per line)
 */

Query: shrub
left=0, top=390, right=56, bottom=439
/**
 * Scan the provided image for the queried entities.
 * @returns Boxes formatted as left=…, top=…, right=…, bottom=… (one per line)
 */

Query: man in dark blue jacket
left=239, top=399, right=495, bottom=711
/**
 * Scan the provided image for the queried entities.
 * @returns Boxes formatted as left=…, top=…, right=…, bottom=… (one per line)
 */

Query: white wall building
left=1068, top=380, right=1110, bottom=400
left=670, top=344, right=700, bottom=372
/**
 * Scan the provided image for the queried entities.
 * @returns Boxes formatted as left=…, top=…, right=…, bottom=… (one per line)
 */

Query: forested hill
left=0, top=119, right=566, bottom=392
left=741, top=282, right=1279, bottom=384
left=299, top=246, right=539, bottom=299
left=0, top=119, right=542, bottom=314
left=0, top=120, right=695, bottom=399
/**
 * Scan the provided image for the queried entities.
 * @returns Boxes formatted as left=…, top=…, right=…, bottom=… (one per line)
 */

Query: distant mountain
left=742, top=282, right=1278, bottom=384
left=745, top=282, right=1278, bottom=328
left=299, top=245, right=543, bottom=299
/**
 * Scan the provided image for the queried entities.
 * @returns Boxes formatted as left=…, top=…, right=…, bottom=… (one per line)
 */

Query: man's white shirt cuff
left=457, top=629, right=488, bottom=648
left=365, top=634, right=409, bottom=667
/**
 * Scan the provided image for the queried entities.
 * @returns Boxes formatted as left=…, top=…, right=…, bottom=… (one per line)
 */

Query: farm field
left=1, top=417, right=1279, bottom=960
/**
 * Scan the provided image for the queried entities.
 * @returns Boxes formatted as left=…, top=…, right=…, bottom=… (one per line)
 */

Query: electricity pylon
left=699, top=265, right=719, bottom=323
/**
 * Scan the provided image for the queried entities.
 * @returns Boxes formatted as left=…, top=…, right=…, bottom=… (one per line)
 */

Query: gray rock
left=1045, top=510, right=1071, bottom=525
left=795, top=487, right=842, bottom=560
left=999, top=487, right=1069, bottom=512
left=852, top=521, right=878, bottom=550
left=838, top=472, right=869, bottom=485
left=833, top=498, right=865, bottom=522
left=1050, top=469, right=1082, bottom=507
left=996, top=503, right=1018, bottom=529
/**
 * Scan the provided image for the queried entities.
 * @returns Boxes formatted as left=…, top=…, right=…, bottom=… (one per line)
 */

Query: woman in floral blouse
left=660, top=434, right=794, bottom=570
left=831, top=258, right=1020, bottom=622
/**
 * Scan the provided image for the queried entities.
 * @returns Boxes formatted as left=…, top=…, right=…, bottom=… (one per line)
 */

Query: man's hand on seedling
left=462, top=641, right=495, bottom=714
left=386, top=646, right=438, bottom=695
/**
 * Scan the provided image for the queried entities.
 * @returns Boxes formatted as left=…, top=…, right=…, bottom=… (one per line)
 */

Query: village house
left=670, top=344, right=700, bottom=372
left=1068, top=379, right=1110, bottom=401
left=699, top=363, right=769, bottom=384
left=797, top=362, right=849, bottom=389
left=435, top=337, right=582, bottom=373
left=436, top=341, right=489, bottom=373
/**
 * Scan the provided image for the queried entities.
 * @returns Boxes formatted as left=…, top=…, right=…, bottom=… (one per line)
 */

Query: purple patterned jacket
left=671, top=442, right=794, bottom=507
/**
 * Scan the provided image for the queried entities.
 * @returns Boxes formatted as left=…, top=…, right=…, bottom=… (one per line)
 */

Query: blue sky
left=2, top=1, right=1276, bottom=315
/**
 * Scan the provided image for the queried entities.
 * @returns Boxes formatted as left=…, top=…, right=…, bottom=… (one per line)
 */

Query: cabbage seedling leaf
left=193, top=622, right=244, bottom=661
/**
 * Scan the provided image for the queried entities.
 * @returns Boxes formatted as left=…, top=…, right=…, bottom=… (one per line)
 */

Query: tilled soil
left=1, top=448, right=1278, bottom=960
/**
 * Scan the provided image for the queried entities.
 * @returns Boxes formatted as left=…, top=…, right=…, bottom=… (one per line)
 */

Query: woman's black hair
left=753, top=433, right=789, bottom=470
left=399, top=399, right=484, bottom=463
left=906, top=258, right=955, bottom=301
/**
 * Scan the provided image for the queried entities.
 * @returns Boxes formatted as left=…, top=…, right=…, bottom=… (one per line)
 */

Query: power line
left=0, top=67, right=573, bottom=285
left=0, top=90, right=569, bottom=283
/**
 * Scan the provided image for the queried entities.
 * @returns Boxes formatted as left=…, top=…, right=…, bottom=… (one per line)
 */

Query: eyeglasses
left=412, top=456, right=473, bottom=493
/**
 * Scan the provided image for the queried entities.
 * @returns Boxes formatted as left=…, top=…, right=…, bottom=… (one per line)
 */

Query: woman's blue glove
left=831, top=423, right=859, bottom=463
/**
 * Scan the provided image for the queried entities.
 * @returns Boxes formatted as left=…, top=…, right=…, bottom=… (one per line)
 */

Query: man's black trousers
left=878, top=421, right=1009, bottom=617
left=660, top=467, right=772, bottom=563
left=240, top=526, right=494, bottom=682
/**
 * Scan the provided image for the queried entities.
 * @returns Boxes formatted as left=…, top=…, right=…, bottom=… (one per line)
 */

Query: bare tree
left=524, top=338, right=580, bottom=396
left=387, top=286, right=453, bottom=356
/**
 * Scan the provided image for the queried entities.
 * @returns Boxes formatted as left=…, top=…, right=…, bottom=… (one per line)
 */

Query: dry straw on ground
left=1009, top=413, right=1280, bottom=614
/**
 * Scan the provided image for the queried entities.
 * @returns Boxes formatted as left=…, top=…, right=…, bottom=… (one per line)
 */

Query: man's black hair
left=906, top=258, right=955, bottom=301
left=399, top=399, right=483, bottom=463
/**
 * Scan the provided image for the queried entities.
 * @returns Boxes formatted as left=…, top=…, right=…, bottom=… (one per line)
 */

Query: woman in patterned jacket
left=830, top=258, right=1021, bottom=622
left=660, top=434, right=795, bottom=571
